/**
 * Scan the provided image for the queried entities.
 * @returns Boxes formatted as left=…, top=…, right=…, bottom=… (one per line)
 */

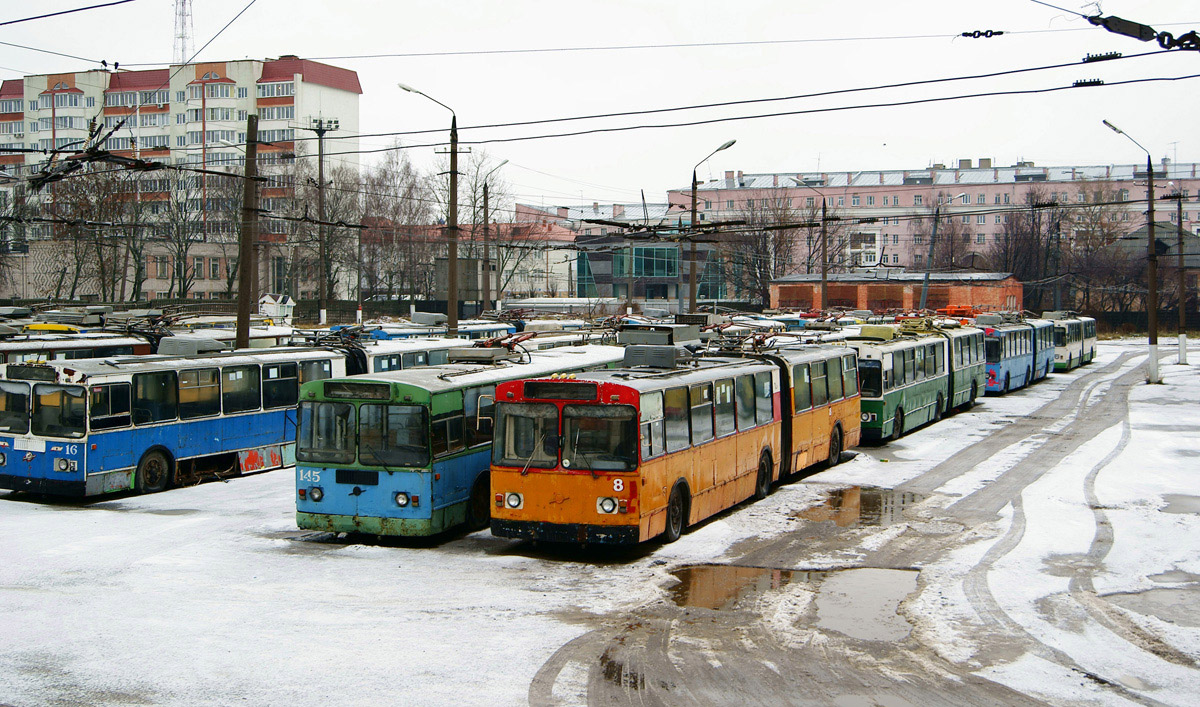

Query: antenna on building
left=173, top=0, right=194, bottom=65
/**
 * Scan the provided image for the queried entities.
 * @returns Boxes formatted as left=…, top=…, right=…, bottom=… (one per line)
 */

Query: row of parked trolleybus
left=0, top=312, right=1096, bottom=546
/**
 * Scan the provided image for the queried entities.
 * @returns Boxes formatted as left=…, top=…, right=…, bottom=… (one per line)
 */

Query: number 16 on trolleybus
left=488, top=343, right=860, bottom=545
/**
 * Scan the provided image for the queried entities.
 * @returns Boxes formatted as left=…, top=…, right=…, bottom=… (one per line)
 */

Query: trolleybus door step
left=335, top=469, right=379, bottom=486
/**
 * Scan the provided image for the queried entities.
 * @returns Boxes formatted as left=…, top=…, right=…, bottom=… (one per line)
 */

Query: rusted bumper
left=491, top=519, right=639, bottom=545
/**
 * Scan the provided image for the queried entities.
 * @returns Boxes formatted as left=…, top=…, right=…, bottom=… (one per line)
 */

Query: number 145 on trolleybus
left=489, top=344, right=860, bottom=545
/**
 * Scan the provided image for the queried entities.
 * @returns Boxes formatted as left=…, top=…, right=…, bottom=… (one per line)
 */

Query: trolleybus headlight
left=861, top=412, right=875, bottom=422
left=54, top=457, right=75, bottom=472
left=309, top=486, right=324, bottom=502
left=395, top=492, right=409, bottom=507
left=505, top=492, right=523, bottom=509
left=0, top=452, right=6, bottom=466
left=597, top=497, right=618, bottom=514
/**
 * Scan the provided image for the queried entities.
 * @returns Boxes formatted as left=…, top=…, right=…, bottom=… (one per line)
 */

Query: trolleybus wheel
left=136, top=450, right=171, bottom=494
left=753, top=452, right=773, bottom=500
left=826, top=427, right=843, bottom=468
left=933, top=394, right=944, bottom=422
left=1003, top=373, right=1011, bottom=394
left=1068, top=355, right=1074, bottom=369
left=663, top=483, right=688, bottom=543
left=967, top=381, right=978, bottom=409
left=466, top=473, right=491, bottom=531
left=892, top=408, right=905, bottom=440
left=1025, top=367, right=1032, bottom=388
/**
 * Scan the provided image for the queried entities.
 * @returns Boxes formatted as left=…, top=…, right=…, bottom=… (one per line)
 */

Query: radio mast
left=173, top=0, right=194, bottom=65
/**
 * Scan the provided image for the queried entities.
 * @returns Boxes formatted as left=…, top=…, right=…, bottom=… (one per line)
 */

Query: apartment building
left=0, top=56, right=361, bottom=301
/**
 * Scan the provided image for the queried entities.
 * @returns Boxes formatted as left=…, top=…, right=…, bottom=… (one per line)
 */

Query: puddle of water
left=667, top=564, right=919, bottom=642
left=794, top=486, right=927, bottom=528
left=1161, top=495, right=1200, bottom=515
left=1105, top=587, right=1200, bottom=627
left=1150, top=570, right=1200, bottom=584
left=815, top=568, right=918, bottom=642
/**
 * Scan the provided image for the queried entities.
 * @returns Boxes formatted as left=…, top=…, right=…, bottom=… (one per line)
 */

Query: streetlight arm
left=1103, top=119, right=1149, bottom=156
left=694, top=139, right=736, bottom=171
left=398, top=83, right=455, bottom=118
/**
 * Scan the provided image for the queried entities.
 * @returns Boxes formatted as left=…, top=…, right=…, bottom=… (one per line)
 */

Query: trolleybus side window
left=755, top=371, right=772, bottom=425
left=664, top=386, right=690, bottom=452
left=842, top=355, right=859, bottom=396
left=429, top=350, right=450, bottom=365
left=925, top=344, right=937, bottom=377
left=179, top=368, right=220, bottom=419
left=493, top=401, right=558, bottom=468
left=88, top=382, right=130, bottom=431
left=0, top=381, right=30, bottom=433
left=913, top=347, right=925, bottom=381
left=933, top=344, right=944, bottom=374
left=401, top=352, right=427, bottom=369
left=464, top=386, right=495, bottom=447
left=714, top=379, right=736, bottom=437
left=297, top=401, right=355, bottom=464
left=359, top=404, right=429, bottom=467
left=905, top=348, right=917, bottom=383
left=735, top=375, right=757, bottom=430
left=689, top=383, right=714, bottom=445
left=828, top=357, right=844, bottom=402
left=792, top=365, right=811, bottom=412
left=263, top=363, right=299, bottom=409
left=640, top=391, right=665, bottom=460
left=562, top=404, right=637, bottom=472
left=133, top=371, right=178, bottom=425
left=431, top=393, right=465, bottom=458
left=811, top=360, right=828, bottom=407
left=32, top=383, right=86, bottom=438
left=223, top=365, right=261, bottom=414
left=299, top=359, right=333, bottom=383
left=975, top=335, right=983, bottom=362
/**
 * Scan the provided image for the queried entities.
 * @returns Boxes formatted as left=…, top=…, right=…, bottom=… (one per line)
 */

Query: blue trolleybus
left=0, top=348, right=348, bottom=496
left=978, top=313, right=1054, bottom=393
left=294, top=344, right=624, bottom=536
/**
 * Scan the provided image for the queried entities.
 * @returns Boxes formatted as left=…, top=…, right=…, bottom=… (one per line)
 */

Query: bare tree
left=160, top=169, right=202, bottom=297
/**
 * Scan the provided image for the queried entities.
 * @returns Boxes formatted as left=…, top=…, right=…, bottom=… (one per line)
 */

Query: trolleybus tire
left=136, top=450, right=171, bottom=494
left=663, top=483, right=689, bottom=543
left=892, top=408, right=905, bottom=440
left=967, top=381, right=978, bottom=409
left=1025, top=367, right=1031, bottom=388
left=933, top=394, right=944, bottom=422
left=1003, top=372, right=1011, bottom=394
left=826, top=427, right=843, bottom=468
left=753, top=452, right=773, bottom=499
left=466, top=473, right=491, bottom=531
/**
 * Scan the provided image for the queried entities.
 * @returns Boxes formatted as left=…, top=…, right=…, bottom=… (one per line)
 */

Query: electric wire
left=0, top=0, right=140, bottom=28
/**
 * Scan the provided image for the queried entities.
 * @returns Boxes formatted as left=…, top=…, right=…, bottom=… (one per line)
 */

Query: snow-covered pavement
left=1, top=340, right=1197, bottom=706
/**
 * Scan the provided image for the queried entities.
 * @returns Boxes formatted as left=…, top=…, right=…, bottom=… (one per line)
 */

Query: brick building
left=770, top=271, right=1023, bottom=312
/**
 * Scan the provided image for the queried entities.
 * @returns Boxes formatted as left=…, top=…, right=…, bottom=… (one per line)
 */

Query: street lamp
left=399, top=83, right=461, bottom=336
left=688, top=139, right=736, bottom=312
left=919, top=192, right=966, bottom=311
left=790, top=177, right=833, bottom=312
left=1104, top=119, right=1161, bottom=383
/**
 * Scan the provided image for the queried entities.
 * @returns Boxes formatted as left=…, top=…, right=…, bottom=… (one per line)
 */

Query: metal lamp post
left=688, top=139, right=736, bottom=312
left=399, top=83, right=460, bottom=336
left=1104, top=119, right=1161, bottom=383
left=481, top=159, right=508, bottom=313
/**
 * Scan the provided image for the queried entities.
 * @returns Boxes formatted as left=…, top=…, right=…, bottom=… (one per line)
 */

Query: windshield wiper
left=519, top=431, right=545, bottom=477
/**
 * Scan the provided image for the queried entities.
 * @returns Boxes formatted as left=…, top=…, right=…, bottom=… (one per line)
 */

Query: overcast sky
left=5, top=1, right=1198, bottom=213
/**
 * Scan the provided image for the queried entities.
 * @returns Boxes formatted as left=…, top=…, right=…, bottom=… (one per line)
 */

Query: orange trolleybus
left=489, top=343, right=860, bottom=545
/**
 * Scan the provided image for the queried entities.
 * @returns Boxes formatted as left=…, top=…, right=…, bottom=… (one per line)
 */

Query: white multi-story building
left=0, top=56, right=361, bottom=301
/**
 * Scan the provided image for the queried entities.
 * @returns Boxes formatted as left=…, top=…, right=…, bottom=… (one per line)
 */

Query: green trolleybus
left=847, top=319, right=985, bottom=441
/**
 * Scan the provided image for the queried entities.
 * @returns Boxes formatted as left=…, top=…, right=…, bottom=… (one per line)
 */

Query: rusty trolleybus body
left=490, top=343, right=860, bottom=545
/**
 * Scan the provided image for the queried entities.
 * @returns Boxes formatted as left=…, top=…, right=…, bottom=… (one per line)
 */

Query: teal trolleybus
left=848, top=320, right=985, bottom=441
left=294, top=344, right=625, bottom=537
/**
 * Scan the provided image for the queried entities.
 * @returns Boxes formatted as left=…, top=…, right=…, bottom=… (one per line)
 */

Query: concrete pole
left=1147, top=154, right=1160, bottom=383
left=688, top=169, right=698, bottom=312
left=1177, top=193, right=1188, bottom=364
left=235, top=114, right=258, bottom=348
left=919, top=205, right=939, bottom=311
left=820, top=198, right=828, bottom=311
left=447, top=115, right=459, bottom=337
left=482, top=181, right=491, bottom=313
left=317, top=127, right=328, bottom=326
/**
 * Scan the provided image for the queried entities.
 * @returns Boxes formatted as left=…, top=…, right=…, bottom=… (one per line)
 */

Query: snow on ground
left=1, top=340, right=1197, bottom=705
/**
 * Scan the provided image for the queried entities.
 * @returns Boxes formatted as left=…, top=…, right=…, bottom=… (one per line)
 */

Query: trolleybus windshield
left=561, top=404, right=637, bottom=472
left=493, top=402, right=559, bottom=469
left=358, top=404, right=429, bottom=467
left=858, top=359, right=883, bottom=398
left=32, top=383, right=86, bottom=438
left=0, top=381, right=30, bottom=433
left=297, top=402, right=356, bottom=464
left=985, top=338, right=1002, bottom=363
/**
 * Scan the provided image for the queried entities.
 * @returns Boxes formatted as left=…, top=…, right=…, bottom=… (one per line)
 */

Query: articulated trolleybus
left=294, top=344, right=624, bottom=537
left=0, top=348, right=345, bottom=496
left=848, top=319, right=986, bottom=441
left=1043, top=311, right=1097, bottom=371
left=978, top=313, right=1055, bottom=393
left=489, top=343, right=860, bottom=545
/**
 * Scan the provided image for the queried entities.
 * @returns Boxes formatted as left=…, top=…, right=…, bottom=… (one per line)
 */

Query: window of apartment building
left=961, top=215, right=969, bottom=223
left=1119, top=189, right=1129, bottom=201
left=256, top=82, right=294, bottom=98
left=786, top=198, right=793, bottom=207
left=977, top=234, right=986, bottom=244
left=806, top=236, right=814, bottom=247
left=995, top=214, right=1001, bottom=224
left=914, top=235, right=924, bottom=245
left=260, top=106, right=295, bottom=121
left=238, top=110, right=247, bottom=121
left=977, top=194, right=985, bottom=204
left=193, top=257, right=205, bottom=279
left=867, top=195, right=875, bottom=206
left=892, top=234, right=898, bottom=244
left=994, top=194, right=1001, bottom=204
left=914, top=254, right=923, bottom=264
left=851, top=195, right=860, bottom=206
left=104, top=91, right=136, bottom=108
left=962, top=234, right=970, bottom=244
left=746, top=199, right=754, bottom=208
left=174, top=91, right=185, bottom=102
left=892, top=196, right=899, bottom=206
left=85, top=96, right=94, bottom=108
left=960, top=194, right=969, bottom=205
left=726, top=200, right=734, bottom=209
left=155, top=256, right=169, bottom=279
left=1003, top=194, right=1010, bottom=204
left=837, top=197, right=845, bottom=207
left=1122, top=212, right=1129, bottom=221
left=0, top=98, right=20, bottom=113
left=704, top=200, right=712, bottom=209
left=892, top=254, right=899, bottom=264
left=976, top=214, right=986, bottom=224
left=237, top=87, right=248, bottom=99
left=914, top=195, right=923, bottom=206
left=803, top=197, right=812, bottom=207
left=1077, top=192, right=1086, bottom=203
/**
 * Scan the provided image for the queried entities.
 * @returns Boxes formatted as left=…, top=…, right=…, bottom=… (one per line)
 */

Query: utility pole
left=1053, top=219, right=1063, bottom=310
left=919, top=205, right=939, bottom=311
left=235, top=114, right=258, bottom=348
left=688, top=139, right=735, bottom=312
left=300, top=117, right=339, bottom=326
left=1165, top=191, right=1188, bottom=364
left=820, top=198, right=829, bottom=311
left=480, top=158, right=508, bottom=314
left=447, top=116, right=459, bottom=335
left=1147, top=154, right=1160, bottom=382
